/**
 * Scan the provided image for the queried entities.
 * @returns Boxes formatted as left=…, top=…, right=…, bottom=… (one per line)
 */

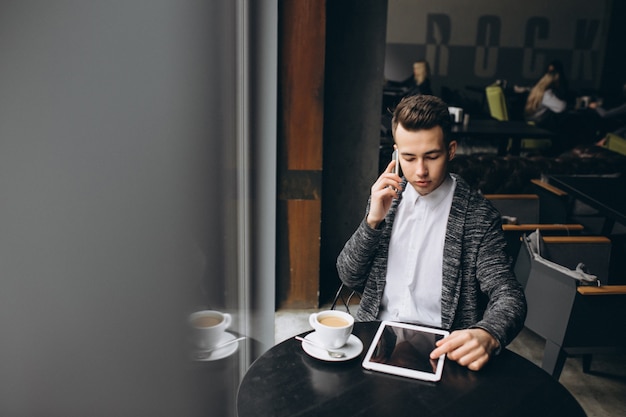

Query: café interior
left=1, top=1, right=625, bottom=416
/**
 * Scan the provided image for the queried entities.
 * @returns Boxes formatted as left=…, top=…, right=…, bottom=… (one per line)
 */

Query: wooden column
left=276, top=0, right=326, bottom=308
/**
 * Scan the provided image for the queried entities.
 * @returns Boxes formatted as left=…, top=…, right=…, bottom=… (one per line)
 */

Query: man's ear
left=448, top=141, right=457, bottom=160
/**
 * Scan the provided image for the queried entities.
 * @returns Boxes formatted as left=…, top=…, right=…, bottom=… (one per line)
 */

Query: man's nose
left=416, top=159, right=427, bottom=176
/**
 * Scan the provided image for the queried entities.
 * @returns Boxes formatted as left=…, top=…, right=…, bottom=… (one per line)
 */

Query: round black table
left=237, top=322, right=586, bottom=417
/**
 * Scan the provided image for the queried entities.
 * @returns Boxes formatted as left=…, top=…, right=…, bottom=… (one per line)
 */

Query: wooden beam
left=577, top=285, right=626, bottom=295
left=502, top=224, right=585, bottom=232
left=276, top=0, right=326, bottom=308
left=484, top=194, right=539, bottom=200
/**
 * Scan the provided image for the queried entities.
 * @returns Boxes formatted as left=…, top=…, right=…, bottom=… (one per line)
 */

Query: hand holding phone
left=367, top=149, right=402, bottom=229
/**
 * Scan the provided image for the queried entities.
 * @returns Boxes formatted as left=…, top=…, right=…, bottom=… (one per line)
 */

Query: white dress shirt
left=378, top=175, right=456, bottom=327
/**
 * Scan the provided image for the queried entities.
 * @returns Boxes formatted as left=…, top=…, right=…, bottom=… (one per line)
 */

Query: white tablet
left=362, top=321, right=449, bottom=382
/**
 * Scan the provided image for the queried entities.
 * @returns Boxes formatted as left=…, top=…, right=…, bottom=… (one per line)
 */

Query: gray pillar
left=320, top=0, right=389, bottom=304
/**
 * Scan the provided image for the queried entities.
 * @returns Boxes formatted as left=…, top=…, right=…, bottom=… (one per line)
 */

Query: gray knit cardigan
left=336, top=174, right=527, bottom=352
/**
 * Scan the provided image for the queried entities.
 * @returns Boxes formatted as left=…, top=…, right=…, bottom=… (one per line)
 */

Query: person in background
left=523, top=71, right=601, bottom=153
left=386, top=60, right=433, bottom=97
left=512, top=60, right=571, bottom=121
left=336, top=94, right=527, bottom=371
left=544, top=60, right=570, bottom=103
left=589, top=83, right=626, bottom=138
left=524, top=71, right=567, bottom=126
left=403, top=60, right=433, bottom=97
left=515, top=60, right=570, bottom=102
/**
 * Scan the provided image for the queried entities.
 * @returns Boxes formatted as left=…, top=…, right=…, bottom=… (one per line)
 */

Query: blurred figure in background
left=403, top=60, right=433, bottom=97
left=524, top=69, right=601, bottom=154
left=524, top=71, right=567, bottom=126
left=544, top=60, right=570, bottom=103
left=385, top=60, right=433, bottom=97
left=512, top=60, right=570, bottom=122
left=589, top=83, right=626, bottom=138
left=382, top=60, right=434, bottom=142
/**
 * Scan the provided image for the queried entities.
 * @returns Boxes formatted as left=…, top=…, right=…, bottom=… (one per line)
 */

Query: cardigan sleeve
left=472, top=212, right=527, bottom=353
left=336, top=216, right=384, bottom=292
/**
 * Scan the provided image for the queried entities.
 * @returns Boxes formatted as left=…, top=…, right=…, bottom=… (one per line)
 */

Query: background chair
left=602, top=132, right=626, bottom=156
left=502, top=223, right=584, bottom=262
left=529, top=179, right=570, bottom=224
left=485, top=85, right=509, bottom=121
left=484, top=192, right=584, bottom=261
left=330, top=283, right=361, bottom=314
left=484, top=193, right=540, bottom=224
left=513, top=233, right=626, bottom=379
left=485, top=85, right=552, bottom=154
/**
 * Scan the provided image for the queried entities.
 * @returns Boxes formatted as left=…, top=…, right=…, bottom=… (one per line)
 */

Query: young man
left=336, top=95, right=526, bottom=371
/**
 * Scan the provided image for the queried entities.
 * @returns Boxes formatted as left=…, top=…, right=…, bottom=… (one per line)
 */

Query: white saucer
left=194, top=332, right=239, bottom=362
left=301, top=332, right=363, bottom=362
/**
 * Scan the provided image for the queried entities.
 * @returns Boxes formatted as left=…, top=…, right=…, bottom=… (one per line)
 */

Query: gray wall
left=385, top=0, right=611, bottom=96
left=320, top=0, right=388, bottom=303
left=0, top=1, right=276, bottom=416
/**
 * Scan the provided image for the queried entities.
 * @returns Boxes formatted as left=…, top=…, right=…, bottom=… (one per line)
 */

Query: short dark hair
left=392, top=95, right=452, bottom=145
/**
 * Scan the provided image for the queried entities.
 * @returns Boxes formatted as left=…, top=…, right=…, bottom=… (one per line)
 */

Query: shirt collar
left=404, top=174, right=455, bottom=207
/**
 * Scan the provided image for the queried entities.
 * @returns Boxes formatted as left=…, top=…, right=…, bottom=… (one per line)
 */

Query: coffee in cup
left=189, top=310, right=232, bottom=350
left=309, top=310, right=354, bottom=349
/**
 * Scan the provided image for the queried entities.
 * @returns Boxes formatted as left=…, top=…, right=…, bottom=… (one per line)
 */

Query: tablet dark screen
left=370, top=325, right=444, bottom=374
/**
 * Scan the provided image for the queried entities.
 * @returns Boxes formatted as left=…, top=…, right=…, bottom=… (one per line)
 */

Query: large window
left=0, top=1, right=276, bottom=416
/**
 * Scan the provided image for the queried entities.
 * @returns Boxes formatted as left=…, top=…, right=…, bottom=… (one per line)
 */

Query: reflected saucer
left=194, top=332, right=239, bottom=361
left=301, top=332, right=363, bottom=362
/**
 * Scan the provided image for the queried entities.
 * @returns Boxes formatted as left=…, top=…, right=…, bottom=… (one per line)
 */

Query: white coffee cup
left=580, top=96, right=591, bottom=108
left=448, top=106, right=464, bottom=123
left=189, top=310, right=232, bottom=350
left=309, top=310, right=354, bottom=349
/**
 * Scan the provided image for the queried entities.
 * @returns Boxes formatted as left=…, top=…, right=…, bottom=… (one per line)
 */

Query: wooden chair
left=539, top=236, right=613, bottom=284
left=529, top=179, right=569, bottom=224
left=484, top=193, right=540, bottom=224
left=485, top=190, right=580, bottom=225
left=513, top=233, right=626, bottom=379
left=484, top=193, right=585, bottom=260
left=502, top=224, right=584, bottom=262
left=531, top=177, right=624, bottom=236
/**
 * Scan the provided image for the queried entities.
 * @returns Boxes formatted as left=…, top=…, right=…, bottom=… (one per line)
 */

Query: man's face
left=394, top=124, right=456, bottom=196
left=412, top=63, right=426, bottom=82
